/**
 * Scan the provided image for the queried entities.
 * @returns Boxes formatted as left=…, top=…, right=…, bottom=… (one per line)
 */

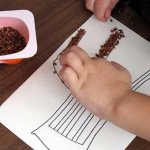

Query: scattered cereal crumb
left=110, top=19, right=113, bottom=22
left=53, top=62, right=57, bottom=66
left=53, top=70, right=57, bottom=74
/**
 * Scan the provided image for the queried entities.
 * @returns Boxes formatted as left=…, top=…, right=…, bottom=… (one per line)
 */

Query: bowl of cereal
left=0, top=10, right=37, bottom=64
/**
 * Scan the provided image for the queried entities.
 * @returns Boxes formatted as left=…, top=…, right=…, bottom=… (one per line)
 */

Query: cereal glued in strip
left=67, top=29, right=86, bottom=48
left=53, top=29, right=86, bottom=74
left=96, top=28, right=125, bottom=58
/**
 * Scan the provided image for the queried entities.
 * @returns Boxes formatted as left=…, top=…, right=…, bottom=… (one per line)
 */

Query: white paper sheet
left=0, top=15, right=150, bottom=150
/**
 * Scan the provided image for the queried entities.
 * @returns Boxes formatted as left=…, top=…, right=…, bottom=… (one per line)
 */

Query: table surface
left=0, top=0, right=150, bottom=150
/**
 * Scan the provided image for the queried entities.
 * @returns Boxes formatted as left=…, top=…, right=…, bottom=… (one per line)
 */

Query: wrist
left=105, top=90, right=133, bottom=122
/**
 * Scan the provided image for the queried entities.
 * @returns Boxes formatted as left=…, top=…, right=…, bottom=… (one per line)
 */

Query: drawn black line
left=31, top=94, right=72, bottom=133
left=132, top=69, right=150, bottom=91
left=75, top=115, right=94, bottom=142
left=86, top=121, right=107, bottom=150
left=132, top=71, right=150, bottom=89
left=32, top=133, right=51, bottom=150
left=72, top=113, right=92, bottom=141
left=132, top=69, right=150, bottom=84
left=49, top=125, right=83, bottom=145
left=61, top=106, right=83, bottom=135
left=83, top=119, right=101, bottom=144
left=49, top=95, right=73, bottom=127
left=54, top=101, right=77, bottom=130
left=56, top=103, right=80, bottom=132
left=134, top=78, right=150, bottom=91
left=66, top=108, right=86, bottom=138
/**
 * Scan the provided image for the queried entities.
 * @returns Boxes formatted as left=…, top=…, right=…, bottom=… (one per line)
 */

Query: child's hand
left=59, top=46, right=150, bottom=140
left=85, top=0, right=119, bottom=21
left=59, top=46, right=132, bottom=120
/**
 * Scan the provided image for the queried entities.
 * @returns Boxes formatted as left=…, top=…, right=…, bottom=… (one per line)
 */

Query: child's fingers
left=68, top=46, right=89, bottom=64
left=59, top=50, right=84, bottom=77
left=59, top=67, right=79, bottom=93
left=85, top=0, right=95, bottom=12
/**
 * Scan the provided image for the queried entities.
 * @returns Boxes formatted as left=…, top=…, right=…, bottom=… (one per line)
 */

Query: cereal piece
left=110, top=19, right=113, bottom=22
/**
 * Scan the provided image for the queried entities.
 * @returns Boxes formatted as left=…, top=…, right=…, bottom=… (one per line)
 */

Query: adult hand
left=85, top=0, right=119, bottom=21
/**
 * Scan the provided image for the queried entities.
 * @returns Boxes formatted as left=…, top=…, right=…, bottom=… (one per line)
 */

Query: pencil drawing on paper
left=31, top=52, right=107, bottom=150
left=132, top=69, right=150, bottom=92
left=31, top=52, right=150, bottom=150
left=31, top=28, right=150, bottom=150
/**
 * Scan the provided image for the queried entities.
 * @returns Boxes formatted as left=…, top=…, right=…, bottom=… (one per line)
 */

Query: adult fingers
left=85, top=0, right=95, bottom=12
left=94, top=0, right=111, bottom=21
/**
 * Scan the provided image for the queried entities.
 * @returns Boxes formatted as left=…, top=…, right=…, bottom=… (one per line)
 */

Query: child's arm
left=85, top=0, right=119, bottom=21
left=59, top=46, right=150, bottom=141
left=111, top=91, right=150, bottom=141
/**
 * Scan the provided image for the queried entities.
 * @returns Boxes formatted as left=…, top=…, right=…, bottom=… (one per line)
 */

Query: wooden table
left=0, top=0, right=150, bottom=149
